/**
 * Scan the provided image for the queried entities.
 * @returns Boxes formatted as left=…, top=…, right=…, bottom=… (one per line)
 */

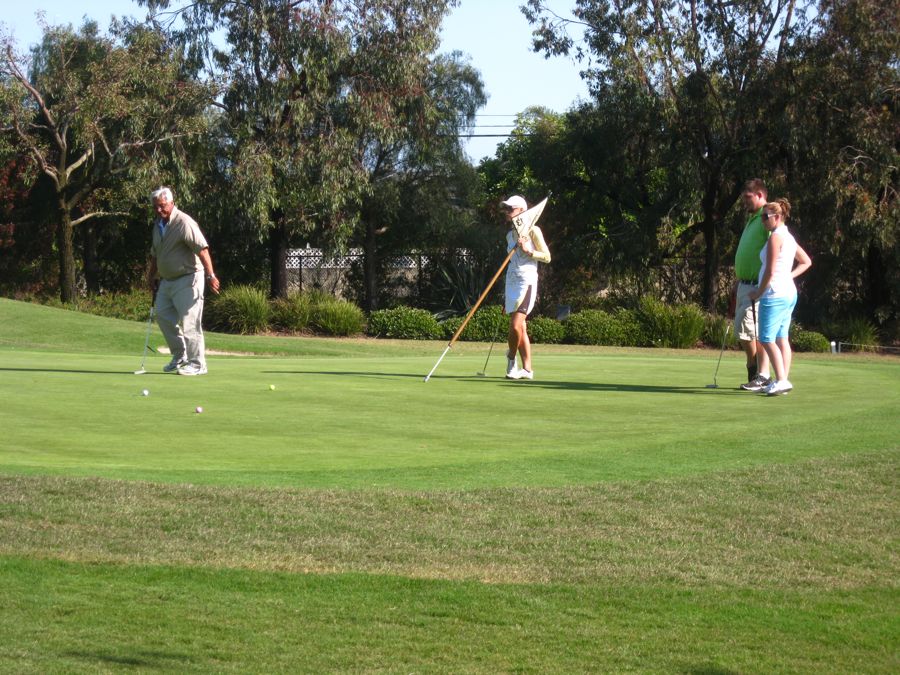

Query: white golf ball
left=269, top=384, right=276, bottom=390
left=195, top=406, right=203, bottom=414
left=141, top=389, right=149, bottom=397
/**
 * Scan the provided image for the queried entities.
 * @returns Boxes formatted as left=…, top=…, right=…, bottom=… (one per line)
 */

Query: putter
left=134, top=304, right=155, bottom=375
left=706, top=324, right=731, bottom=388
left=477, top=321, right=503, bottom=377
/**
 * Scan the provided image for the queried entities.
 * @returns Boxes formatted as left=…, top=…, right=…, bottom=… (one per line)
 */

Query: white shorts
left=505, top=276, right=536, bottom=315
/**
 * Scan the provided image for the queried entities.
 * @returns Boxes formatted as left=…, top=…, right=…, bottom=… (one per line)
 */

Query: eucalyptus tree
left=0, top=21, right=210, bottom=301
left=523, top=0, right=818, bottom=309
left=356, top=50, right=485, bottom=310
left=142, top=0, right=468, bottom=299
left=770, top=0, right=899, bottom=328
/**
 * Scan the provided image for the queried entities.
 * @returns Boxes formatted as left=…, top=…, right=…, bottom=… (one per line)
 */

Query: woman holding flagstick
left=502, top=195, right=551, bottom=380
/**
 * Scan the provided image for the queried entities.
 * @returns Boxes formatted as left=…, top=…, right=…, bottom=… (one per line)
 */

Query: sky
left=2, top=0, right=589, bottom=163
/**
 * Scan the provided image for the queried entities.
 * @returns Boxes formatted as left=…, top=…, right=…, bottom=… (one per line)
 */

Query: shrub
left=614, top=308, right=643, bottom=347
left=564, top=309, right=625, bottom=346
left=311, top=296, right=366, bottom=336
left=440, top=305, right=505, bottom=342
left=78, top=289, right=153, bottom=322
left=441, top=316, right=464, bottom=341
left=206, top=285, right=270, bottom=334
left=528, top=316, right=565, bottom=344
left=703, top=314, right=729, bottom=349
left=271, top=293, right=314, bottom=333
left=636, top=298, right=705, bottom=348
left=842, top=317, right=880, bottom=351
left=791, top=329, right=830, bottom=353
left=368, top=306, right=442, bottom=340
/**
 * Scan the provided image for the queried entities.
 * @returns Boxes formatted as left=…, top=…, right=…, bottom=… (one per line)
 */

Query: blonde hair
left=765, top=198, right=791, bottom=221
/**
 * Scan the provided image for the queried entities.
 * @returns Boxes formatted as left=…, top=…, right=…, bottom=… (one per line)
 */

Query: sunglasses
left=762, top=212, right=778, bottom=222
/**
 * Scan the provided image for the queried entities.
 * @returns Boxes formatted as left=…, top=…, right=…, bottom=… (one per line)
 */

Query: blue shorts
left=758, top=294, right=797, bottom=343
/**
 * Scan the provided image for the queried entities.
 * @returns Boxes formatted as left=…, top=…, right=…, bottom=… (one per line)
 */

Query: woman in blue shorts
left=749, top=199, right=812, bottom=396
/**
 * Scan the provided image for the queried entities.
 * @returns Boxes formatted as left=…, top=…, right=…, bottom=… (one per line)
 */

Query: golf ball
left=141, top=389, right=149, bottom=396
left=195, top=406, right=203, bottom=414
left=269, top=384, right=276, bottom=390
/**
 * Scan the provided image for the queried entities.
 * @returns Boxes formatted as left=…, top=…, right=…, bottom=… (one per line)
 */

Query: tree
left=355, top=50, right=485, bottom=311
left=523, top=0, right=818, bottom=310
left=143, top=0, right=468, bottom=299
left=770, top=0, right=899, bottom=330
left=0, top=21, right=210, bottom=301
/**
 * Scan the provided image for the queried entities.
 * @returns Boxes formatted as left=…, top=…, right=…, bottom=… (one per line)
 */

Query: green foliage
left=636, top=298, right=706, bottom=349
left=527, top=316, right=565, bottom=344
left=791, top=329, right=831, bottom=353
left=703, top=314, right=737, bottom=350
left=206, top=285, right=271, bottom=335
left=441, top=315, right=464, bottom=340
left=564, top=310, right=626, bottom=346
left=311, top=296, right=366, bottom=337
left=271, top=293, right=314, bottom=333
left=14, top=289, right=153, bottom=323
left=440, top=305, right=506, bottom=342
left=367, top=306, right=442, bottom=340
left=834, top=317, right=881, bottom=351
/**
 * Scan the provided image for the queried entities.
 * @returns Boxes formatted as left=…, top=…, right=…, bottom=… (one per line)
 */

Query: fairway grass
left=0, top=299, right=897, bottom=672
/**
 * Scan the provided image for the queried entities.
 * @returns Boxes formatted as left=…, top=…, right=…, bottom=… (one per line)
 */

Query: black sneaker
left=740, top=375, right=771, bottom=392
left=163, top=357, right=187, bottom=373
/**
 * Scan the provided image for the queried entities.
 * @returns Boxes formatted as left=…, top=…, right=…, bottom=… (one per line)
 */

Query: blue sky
left=2, top=0, right=589, bottom=162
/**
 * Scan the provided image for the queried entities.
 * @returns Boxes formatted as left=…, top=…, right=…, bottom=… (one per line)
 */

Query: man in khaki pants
left=147, top=187, right=220, bottom=376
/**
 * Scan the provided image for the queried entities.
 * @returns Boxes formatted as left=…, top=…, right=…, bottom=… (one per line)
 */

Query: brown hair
left=765, top=198, right=791, bottom=221
left=743, top=178, right=767, bottom=197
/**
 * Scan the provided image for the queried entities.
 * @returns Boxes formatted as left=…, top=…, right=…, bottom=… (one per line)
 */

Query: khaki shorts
left=733, top=281, right=760, bottom=342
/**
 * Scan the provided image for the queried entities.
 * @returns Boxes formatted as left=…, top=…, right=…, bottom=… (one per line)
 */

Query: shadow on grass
left=63, top=649, right=193, bottom=668
left=263, top=369, right=747, bottom=394
left=0, top=367, right=161, bottom=376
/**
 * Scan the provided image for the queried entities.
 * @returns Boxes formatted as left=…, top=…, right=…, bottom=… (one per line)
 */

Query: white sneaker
left=177, top=363, right=208, bottom=376
left=506, top=352, right=517, bottom=377
left=518, top=369, right=534, bottom=380
left=506, top=367, right=521, bottom=380
left=764, top=380, right=790, bottom=396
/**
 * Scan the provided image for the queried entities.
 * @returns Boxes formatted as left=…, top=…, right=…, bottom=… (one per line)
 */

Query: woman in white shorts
left=749, top=199, right=812, bottom=396
left=501, top=195, right=551, bottom=380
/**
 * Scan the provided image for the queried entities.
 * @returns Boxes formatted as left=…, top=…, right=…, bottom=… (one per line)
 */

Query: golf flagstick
left=424, top=197, right=548, bottom=382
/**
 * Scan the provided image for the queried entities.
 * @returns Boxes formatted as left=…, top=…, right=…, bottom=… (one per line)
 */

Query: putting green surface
left=1, top=345, right=897, bottom=489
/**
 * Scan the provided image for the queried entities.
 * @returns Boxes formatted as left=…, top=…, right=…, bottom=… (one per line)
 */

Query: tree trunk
left=57, top=209, right=77, bottom=303
left=268, top=219, right=289, bottom=299
left=82, top=221, right=100, bottom=294
left=701, top=217, right=719, bottom=312
left=363, top=219, right=378, bottom=312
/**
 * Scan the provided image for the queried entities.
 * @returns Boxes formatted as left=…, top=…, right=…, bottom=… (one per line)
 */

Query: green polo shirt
left=734, top=208, right=768, bottom=281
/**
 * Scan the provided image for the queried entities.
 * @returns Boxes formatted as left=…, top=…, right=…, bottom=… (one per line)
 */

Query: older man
left=146, top=187, right=220, bottom=376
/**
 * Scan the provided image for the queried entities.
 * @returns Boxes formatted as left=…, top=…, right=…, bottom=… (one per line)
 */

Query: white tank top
left=758, top=225, right=798, bottom=298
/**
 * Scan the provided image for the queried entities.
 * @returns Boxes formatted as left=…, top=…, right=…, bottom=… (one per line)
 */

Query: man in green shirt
left=732, top=178, right=770, bottom=390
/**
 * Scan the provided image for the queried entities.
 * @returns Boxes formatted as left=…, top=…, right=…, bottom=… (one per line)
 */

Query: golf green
left=1, top=344, right=896, bottom=490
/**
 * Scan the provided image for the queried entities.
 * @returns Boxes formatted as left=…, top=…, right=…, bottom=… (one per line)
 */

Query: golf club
left=751, top=299, right=760, bottom=381
left=477, top=320, right=503, bottom=377
left=706, top=324, right=731, bottom=388
left=134, top=304, right=155, bottom=375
